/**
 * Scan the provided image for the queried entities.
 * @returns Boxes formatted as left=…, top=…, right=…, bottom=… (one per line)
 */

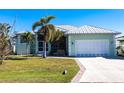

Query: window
left=46, top=43, right=48, bottom=47
left=20, top=35, right=26, bottom=43
left=38, top=34, right=44, bottom=41
left=46, top=47, right=48, bottom=51
left=38, top=42, right=43, bottom=47
left=38, top=41, right=49, bottom=51
left=38, top=48, right=43, bottom=51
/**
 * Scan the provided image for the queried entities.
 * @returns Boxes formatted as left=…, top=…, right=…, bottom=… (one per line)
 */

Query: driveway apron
left=77, top=57, right=124, bottom=83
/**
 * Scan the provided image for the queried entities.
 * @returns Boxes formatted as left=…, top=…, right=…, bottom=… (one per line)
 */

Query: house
left=116, top=36, right=124, bottom=47
left=115, top=36, right=124, bottom=56
left=15, top=25, right=120, bottom=57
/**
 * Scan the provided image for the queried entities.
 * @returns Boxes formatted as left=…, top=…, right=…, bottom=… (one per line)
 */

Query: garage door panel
left=75, top=40, right=109, bottom=57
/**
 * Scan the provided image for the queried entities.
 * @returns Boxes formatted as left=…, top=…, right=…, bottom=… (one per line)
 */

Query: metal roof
left=57, top=25, right=121, bottom=35
left=117, top=36, right=124, bottom=41
left=15, top=31, right=34, bottom=35
left=56, top=25, right=78, bottom=32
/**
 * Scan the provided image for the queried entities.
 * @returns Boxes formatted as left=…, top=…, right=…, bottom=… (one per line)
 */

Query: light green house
left=15, top=25, right=120, bottom=57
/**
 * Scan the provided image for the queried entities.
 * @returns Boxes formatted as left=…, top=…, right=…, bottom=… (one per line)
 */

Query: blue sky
left=0, top=9, right=124, bottom=34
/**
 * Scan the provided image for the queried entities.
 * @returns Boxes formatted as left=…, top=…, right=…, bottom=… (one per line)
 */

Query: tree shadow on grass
left=22, top=55, right=39, bottom=57
left=6, top=57, right=30, bottom=60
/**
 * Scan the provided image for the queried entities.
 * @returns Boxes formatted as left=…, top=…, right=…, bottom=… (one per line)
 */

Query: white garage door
left=75, top=40, right=109, bottom=57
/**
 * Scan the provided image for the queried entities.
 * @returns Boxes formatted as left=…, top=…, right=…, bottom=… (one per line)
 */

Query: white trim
left=74, top=40, right=77, bottom=56
left=68, top=35, right=71, bottom=56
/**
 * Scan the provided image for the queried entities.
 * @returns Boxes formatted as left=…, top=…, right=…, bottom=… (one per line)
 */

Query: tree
left=32, top=16, right=63, bottom=58
left=22, top=32, right=34, bottom=55
left=0, top=23, right=12, bottom=64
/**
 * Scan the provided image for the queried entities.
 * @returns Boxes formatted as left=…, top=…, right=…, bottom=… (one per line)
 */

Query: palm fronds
left=46, top=16, right=56, bottom=23
left=32, top=21, right=43, bottom=31
left=22, top=32, right=34, bottom=44
left=0, top=23, right=12, bottom=63
left=32, top=15, right=64, bottom=58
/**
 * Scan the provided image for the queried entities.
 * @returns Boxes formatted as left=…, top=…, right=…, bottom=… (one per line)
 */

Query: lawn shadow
left=6, top=57, right=30, bottom=60
left=22, top=55, right=38, bottom=57
left=104, top=56, right=124, bottom=60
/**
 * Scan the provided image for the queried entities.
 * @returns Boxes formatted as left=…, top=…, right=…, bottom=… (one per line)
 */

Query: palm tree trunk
left=43, top=41, right=46, bottom=58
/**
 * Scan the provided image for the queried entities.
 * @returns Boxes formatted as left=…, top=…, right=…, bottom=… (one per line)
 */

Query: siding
left=16, top=34, right=51, bottom=55
left=68, top=34, right=116, bottom=57
left=15, top=35, right=30, bottom=55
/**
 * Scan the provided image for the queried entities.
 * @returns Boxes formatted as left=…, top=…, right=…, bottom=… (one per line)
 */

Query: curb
left=71, top=59, right=86, bottom=83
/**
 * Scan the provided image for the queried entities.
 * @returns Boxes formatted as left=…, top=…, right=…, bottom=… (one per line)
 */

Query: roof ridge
left=56, top=24, right=78, bottom=27
left=65, top=25, right=121, bottom=35
left=85, top=25, right=117, bottom=32
left=117, top=36, right=124, bottom=38
left=80, top=25, right=112, bottom=31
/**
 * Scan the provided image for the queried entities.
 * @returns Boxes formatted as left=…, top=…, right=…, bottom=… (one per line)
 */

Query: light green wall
left=15, top=35, right=30, bottom=55
left=16, top=34, right=51, bottom=55
left=16, top=33, right=116, bottom=56
left=68, top=34, right=116, bottom=57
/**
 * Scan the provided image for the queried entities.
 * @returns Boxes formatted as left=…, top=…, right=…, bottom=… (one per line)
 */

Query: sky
left=0, top=9, right=124, bottom=35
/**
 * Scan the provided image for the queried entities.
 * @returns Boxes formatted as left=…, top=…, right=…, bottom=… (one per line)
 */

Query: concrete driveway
left=77, top=57, right=124, bottom=83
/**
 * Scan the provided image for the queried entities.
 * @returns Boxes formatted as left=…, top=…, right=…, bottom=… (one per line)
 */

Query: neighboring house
left=15, top=25, right=120, bottom=57
left=116, top=36, right=124, bottom=56
left=116, top=36, right=124, bottom=47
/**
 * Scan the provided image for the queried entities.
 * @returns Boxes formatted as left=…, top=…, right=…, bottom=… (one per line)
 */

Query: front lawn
left=0, top=56, right=79, bottom=83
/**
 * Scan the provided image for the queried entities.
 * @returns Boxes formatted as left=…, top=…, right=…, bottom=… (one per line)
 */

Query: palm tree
left=0, top=23, right=11, bottom=36
left=32, top=16, right=63, bottom=58
left=22, top=32, right=34, bottom=55
left=0, top=23, right=12, bottom=64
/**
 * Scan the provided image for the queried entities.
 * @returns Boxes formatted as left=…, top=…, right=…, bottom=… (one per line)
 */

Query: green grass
left=0, top=56, right=79, bottom=83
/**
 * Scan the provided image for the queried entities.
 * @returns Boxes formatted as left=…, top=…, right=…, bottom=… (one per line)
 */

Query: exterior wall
left=66, top=36, right=68, bottom=55
left=15, top=35, right=30, bottom=55
left=16, top=33, right=51, bottom=55
left=35, top=34, right=38, bottom=54
left=112, top=35, right=116, bottom=56
left=68, top=34, right=116, bottom=57
left=68, top=35, right=71, bottom=56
